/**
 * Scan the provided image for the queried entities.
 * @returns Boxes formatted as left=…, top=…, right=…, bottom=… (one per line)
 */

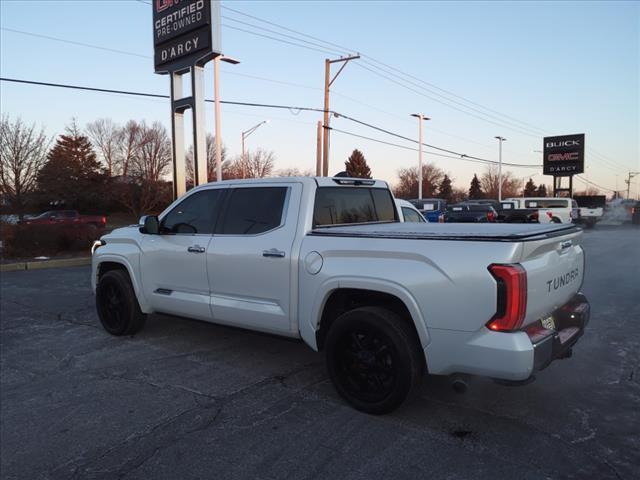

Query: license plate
left=541, top=315, right=556, bottom=330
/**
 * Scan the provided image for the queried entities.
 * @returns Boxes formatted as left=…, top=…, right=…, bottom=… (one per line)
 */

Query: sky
left=1, top=0, right=639, bottom=196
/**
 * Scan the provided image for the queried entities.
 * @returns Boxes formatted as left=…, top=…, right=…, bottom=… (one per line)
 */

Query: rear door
left=207, top=183, right=301, bottom=334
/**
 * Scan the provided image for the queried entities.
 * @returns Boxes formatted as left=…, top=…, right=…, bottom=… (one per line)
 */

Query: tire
left=96, top=269, right=146, bottom=336
left=325, top=306, right=424, bottom=414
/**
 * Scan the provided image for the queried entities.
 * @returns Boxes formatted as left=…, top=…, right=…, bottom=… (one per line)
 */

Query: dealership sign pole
left=153, top=0, right=222, bottom=199
left=543, top=133, right=585, bottom=197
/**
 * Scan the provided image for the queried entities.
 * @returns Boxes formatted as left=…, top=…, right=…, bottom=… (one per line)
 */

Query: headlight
left=91, top=239, right=106, bottom=255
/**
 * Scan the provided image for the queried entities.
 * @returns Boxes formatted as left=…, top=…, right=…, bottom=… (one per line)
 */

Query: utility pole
left=322, top=55, right=360, bottom=176
left=411, top=113, right=431, bottom=199
left=241, top=120, right=268, bottom=179
left=626, top=171, right=640, bottom=199
left=316, top=121, right=322, bottom=176
left=213, top=55, right=240, bottom=181
left=495, top=136, right=507, bottom=201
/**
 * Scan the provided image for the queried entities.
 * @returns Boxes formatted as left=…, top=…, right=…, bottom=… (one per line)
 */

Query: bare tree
left=114, top=121, right=172, bottom=217
left=131, top=121, right=171, bottom=182
left=117, top=120, right=142, bottom=178
left=86, top=118, right=120, bottom=177
left=186, top=134, right=226, bottom=183
left=276, top=167, right=314, bottom=177
left=0, top=115, right=50, bottom=218
left=393, top=163, right=444, bottom=199
left=480, top=165, right=520, bottom=199
left=241, top=148, right=275, bottom=178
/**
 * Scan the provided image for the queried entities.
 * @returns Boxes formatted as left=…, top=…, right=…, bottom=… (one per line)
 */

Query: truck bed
left=310, top=222, right=579, bottom=242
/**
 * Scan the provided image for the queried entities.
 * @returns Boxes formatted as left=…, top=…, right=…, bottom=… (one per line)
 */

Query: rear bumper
left=424, top=293, right=590, bottom=381
left=531, top=293, right=590, bottom=371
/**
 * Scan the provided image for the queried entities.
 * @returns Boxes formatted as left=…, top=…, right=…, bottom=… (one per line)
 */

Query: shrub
left=0, top=223, right=101, bottom=258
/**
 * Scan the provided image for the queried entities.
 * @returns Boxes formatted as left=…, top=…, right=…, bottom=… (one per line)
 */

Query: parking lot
left=1, top=225, right=639, bottom=479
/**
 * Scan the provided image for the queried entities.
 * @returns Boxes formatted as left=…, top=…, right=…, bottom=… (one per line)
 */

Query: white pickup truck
left=92, top=177, right=590, bottom=414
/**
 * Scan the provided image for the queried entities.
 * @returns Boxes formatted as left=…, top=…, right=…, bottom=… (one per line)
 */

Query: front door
left=207, top=183, right=301, bottom=334
left=140, top=187, right=225, bottom=321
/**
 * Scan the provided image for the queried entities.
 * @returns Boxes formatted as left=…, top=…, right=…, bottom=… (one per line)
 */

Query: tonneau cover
left=310, top=222, right=580, bottom=242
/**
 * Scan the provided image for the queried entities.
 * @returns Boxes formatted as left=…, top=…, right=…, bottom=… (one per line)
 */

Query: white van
left=505, top=197, right=578, bottom=224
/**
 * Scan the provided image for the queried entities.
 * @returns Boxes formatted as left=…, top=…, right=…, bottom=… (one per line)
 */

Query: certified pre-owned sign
left=543, top=133, right=585, bottom=176
left=153, top=0, right=221, bottom=73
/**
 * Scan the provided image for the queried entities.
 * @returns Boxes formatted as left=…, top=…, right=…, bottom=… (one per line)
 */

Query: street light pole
left=322, top=55, right=360, bottom=177
left=213, top=55, right=240, bottom=182
left=495, top=136, right=507, bottom=201
left=241, top=120, right=269, bottom=179
left=411, top=113, right=431, bottom=199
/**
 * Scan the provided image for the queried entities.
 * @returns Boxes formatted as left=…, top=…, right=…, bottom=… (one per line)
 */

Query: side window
left=402, top=207, right=425, bottom=223
left=220, top=187, right=287, bottom=235
left=161, top=189, right=223, bottom=234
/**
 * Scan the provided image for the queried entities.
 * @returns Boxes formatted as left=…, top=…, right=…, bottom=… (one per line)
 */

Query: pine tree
left=344, top=149, right=372, bottom=178
left=438, top=174, right=453, bottom=201
left=523, top=178, right=537, bottom=196
left=536, top=184, right=548, bottom=197
left=468, top=174, right=483, bottom=199
left=37, top=120, right=105, bottom=210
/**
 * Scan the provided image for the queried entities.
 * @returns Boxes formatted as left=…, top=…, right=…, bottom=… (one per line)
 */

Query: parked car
left=444, top=203, right=498, bottom=223
left=92, top=176, right=590, bottom=414
left=465, top=200, right=539, bottom=223
left=505, top=197, right=578, bottom=224
left=396, top=199, right=426, bottom=223
left=574, top=195, right=606, bottom=228
left=408, top=198, right=447, bottom=222
left=19, top=210, right=106, bottom=229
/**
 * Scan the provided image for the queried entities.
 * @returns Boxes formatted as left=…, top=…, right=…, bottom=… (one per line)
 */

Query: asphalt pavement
left=1, top=226, right=639, bottom=479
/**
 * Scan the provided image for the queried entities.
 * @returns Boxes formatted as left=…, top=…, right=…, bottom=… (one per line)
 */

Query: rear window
left=220, top=187, right=287, bottom=235
left=313, top=187, right=398, bottom=227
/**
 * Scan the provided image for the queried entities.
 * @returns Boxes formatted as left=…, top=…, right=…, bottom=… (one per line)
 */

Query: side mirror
left=139, top=215, right=159, bottom=234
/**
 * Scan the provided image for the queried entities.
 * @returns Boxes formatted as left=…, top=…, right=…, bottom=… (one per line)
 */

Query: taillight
left=546, top=211, right=553, bottom=220
left=486, top=264, right=527, bottom=332
left=532, top=211, right=539, bottom=221
left=101, top=216, right=107, bottom=225
left=487, top=211, right=495, bottom=222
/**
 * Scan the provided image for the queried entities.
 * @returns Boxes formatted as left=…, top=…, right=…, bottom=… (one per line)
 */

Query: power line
left=331, top=128, right=497, bottom=166
left=3, top=23, right=622, bottom=171
left=0, top=76, right=539, bottom=169
left=0, top=27, right=149, bottom=59
left=220, top=5, right=631, bottom=171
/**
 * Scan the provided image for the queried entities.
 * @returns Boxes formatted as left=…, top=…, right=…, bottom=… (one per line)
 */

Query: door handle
left=262, top=248, right=285, bottom=258
left=187, top=245, right=206, bottom=253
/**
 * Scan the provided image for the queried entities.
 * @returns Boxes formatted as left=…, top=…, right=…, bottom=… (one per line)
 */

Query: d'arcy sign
left=153, top=0, right=221, bottom=73
left=543, top=133, right=585, bottom=176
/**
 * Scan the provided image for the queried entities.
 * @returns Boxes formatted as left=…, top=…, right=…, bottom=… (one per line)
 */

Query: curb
left=1, top=257, right=91, bottom=272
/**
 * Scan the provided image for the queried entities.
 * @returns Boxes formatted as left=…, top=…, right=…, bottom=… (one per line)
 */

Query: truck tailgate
left=519, top=228, right=584, bottom=327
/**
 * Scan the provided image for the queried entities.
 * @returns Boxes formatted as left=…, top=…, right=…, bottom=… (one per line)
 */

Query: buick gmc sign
left=153, top=0, right=221, bottom=74
left=543, top=134, right=585, bottom=176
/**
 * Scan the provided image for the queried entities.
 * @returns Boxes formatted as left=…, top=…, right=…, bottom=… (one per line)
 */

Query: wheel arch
left=312, top=280, right=430, bottom=357
left=94, top=255, right=151, bottom=313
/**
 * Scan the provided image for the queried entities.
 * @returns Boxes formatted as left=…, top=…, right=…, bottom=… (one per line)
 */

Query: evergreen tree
left=37, top=120, right=106, bottom=210
left=468, top=174, right=483, bottom=199
left=536, top=184, right=548, bottom=197
left=344, top=149, right=372, bottom=178
left=438, top=174, right=453, bottom=201
left=523, top=178, right=537, bottom=196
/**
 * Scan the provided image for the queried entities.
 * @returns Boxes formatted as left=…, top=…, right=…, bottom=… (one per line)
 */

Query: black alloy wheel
left=325, top=306, right=424, bottom=414
left=96, top=269, right=146, bottom=336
